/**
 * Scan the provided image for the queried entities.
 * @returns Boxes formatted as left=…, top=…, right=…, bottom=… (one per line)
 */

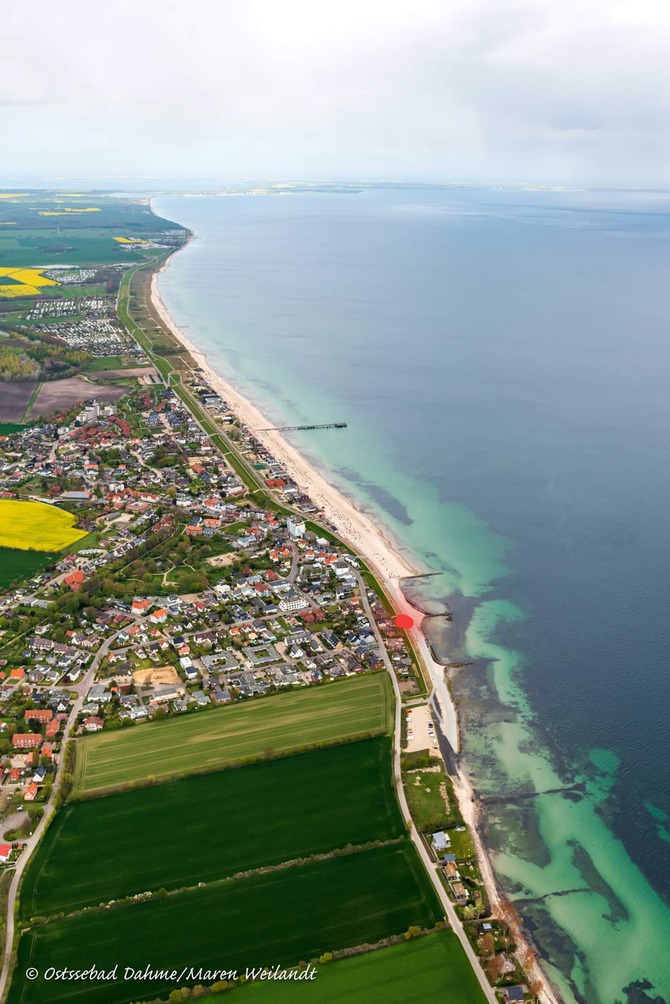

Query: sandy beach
left=149, top=247, right=560, bottom=1004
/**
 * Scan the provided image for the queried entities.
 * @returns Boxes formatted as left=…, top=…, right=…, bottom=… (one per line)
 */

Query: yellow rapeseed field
left=0, top=500, right=87, bottom=552
left=0, top=285, right=40, bottom=297
left=38, top=208, right=101, bottom=215
left=0, top=267, right=59, bottom=299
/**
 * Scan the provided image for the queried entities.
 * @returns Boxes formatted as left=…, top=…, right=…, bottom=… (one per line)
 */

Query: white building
left=279, top=596, right=310, bottom=613
left=287, top=515, right=306, bottom=540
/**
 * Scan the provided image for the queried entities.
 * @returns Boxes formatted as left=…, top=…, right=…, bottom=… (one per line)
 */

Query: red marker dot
left=395, top=613, right=414, bottom=630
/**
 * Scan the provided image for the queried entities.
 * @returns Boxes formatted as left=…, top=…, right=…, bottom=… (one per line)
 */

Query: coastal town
left=0, top=192, right=544, bottom=1004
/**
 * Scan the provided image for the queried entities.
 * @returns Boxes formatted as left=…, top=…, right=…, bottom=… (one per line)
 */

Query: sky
left=2, top=0, right=670, bottom=188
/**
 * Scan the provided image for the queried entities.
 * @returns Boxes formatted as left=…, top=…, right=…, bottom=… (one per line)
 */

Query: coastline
left=148, top=236, right=561, bottom=1004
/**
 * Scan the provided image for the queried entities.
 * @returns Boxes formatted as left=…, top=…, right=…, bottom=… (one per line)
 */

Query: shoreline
left=148, top=230, right=561, bottom=1004
left=149, top=255, right=463, bottom=708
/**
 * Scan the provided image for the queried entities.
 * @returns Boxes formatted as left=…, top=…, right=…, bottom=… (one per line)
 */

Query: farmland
left=228, top=931, right=487, bottom=1004
left=22, top=738, right=403, bottom=918
left=0, top=267, right=59, bottom=298
left=30, top=375, right=126, bottom=418
left=0, top=499, right=86, bottom=551
left=0, top=547, right=54, bottom=589
left=0, top=192, right=186, bottom=268
left=73, top=672, right=393, bottom=796
left=10, top=842, right=441, bottom=1004
left=0, top=383, right=37, bottom=423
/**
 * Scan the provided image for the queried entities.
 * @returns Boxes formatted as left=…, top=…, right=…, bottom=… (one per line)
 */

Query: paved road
left=357, top=573, right=497, bottom=1004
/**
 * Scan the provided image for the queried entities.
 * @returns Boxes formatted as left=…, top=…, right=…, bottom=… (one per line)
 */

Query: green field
left=0, top=546, right=54, bottom=589
left=0, top=193, right=186, bottom=268
left=10, top=842, right=442, bottom=1004
left=403, top=766, right=451, bottom=832
left=73, top=674, right=393, bottom=796
left=22, top=738, right=403, bottom=918
left=84, top=355, right=135, bottom=372
left=228, top=931, right=487, bottom=1004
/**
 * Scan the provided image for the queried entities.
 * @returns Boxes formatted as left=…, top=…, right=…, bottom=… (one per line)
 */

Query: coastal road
left=357, top=574, right=497, bottom=1004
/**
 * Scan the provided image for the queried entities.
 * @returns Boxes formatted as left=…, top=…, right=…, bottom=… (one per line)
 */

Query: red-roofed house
left=13, top=734, right=42, bottom=750
left=131, top=598, right=152, bottom=615
left=83, top=716, right=104, bottom=732
left=45, top=719, right=60, bottom=738
left=150, top=609, right=168, bottom=624
left=0, top=844, right=11, bottom=863
left=24, top=781, right=39, bottom=802
left=64, top=570, right=85, bottom=590
left=25, top=709, right=53, bottom=724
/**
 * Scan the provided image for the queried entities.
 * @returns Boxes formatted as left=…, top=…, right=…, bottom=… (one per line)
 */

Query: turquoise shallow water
left=154, top=189, right=670, bottom=1004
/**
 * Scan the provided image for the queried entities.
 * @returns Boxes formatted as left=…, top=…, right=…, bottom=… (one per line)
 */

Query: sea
left=153, top=187, right=670, bottom=1004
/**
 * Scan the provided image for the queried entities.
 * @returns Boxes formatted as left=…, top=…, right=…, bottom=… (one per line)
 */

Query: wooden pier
left=259, top=422, right=347, bottom=432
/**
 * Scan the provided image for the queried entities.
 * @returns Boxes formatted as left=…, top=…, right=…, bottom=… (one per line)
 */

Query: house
left=13, top=733, right=42, bottom=750
left=24, top=709, right=53, bottom=724
left=64, top=570, right=85, bottom=590
left=504, top=989, right=526, bottom=1003
left=131, top=598, right=152, bottom=615
left=451, top=882, right=468, bottom=903
left=497, top=955, right=516, bottom=977
left=149, top=685, right=184, bottom=704
left=83, top=716, right=104, bottom=732
left=287, top=515, right=305, bottom=539
left=278, top=597, right=309, bottom=613
left=87, top=684, right=112, bottom=703
left=150, top=608, right=168, bottom=624
left=24, top=781, right=39, bottom=802
left=0, top=844, right=11, bottom=863
left=211, top=688, right=232, bottom=704
left=432, top=831, right=451, bottom=854
left=7, top=768, right=21, bottom=784
left=445, top=860, right=460, bottom=882
left=189, top=690, right=210, bottom=707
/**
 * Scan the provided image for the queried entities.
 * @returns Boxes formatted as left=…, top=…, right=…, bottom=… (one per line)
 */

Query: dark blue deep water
left=155, top=188, right=670, bottom=1004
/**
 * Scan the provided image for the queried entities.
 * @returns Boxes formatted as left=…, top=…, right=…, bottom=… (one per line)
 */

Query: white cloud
left=1, top=0, right=670, bottom=185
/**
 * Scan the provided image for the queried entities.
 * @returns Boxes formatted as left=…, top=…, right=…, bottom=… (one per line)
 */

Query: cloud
left=1, top=0, right=670, bottom=185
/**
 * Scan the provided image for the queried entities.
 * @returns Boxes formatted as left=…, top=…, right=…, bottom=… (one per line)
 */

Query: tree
left=480, top=932, right=495, bottom=956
